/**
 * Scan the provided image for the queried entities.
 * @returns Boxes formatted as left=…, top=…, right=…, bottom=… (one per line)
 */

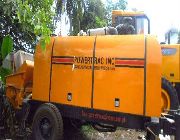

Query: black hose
left=92, top=123, right=117, bottom=132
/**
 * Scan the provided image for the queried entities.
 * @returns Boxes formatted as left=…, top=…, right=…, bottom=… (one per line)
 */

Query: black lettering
left=75, top=57, right=79, bottom=63
left=94, top=57, right=97, bottom=64
left=90, top=57, right=93, bottom=64
left=87, top=57, right=90, bottom=64
left=84, top=57, right=88, bottom=64
left=98, top=58, right=101, bottom=64
left=101, top=57, right=104, bottom=64
left=80, top=57, right=84, bottom=63
left=107, top=58, right=112, bottom=64
left=112, top=58, right=115, bottom=65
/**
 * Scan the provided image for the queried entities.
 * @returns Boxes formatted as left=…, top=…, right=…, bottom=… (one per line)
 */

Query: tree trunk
left=69, top=15, right=72, bottom=34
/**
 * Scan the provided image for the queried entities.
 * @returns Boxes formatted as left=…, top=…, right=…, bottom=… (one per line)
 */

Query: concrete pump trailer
left=0, top=35, right=180, bottom=140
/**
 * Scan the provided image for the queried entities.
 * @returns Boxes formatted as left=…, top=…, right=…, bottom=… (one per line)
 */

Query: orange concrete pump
left=1, top=35, right=180, bottom=140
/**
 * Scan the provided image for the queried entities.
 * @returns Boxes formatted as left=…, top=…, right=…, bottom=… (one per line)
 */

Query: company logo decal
left=161, top=47, right=177, bottom=56
left=81, top=110, right=126, bottom=123
left=115, top=58, right=144, bottom=68
left=52, top=56, right=144, bottom=70
left=52, top=56, right=74, bottom=65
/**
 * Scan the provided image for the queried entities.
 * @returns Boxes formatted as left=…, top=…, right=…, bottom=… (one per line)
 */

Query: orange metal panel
left=93, top=35, right=145, bottom=115
left=6, top=60, right=34, bottom=89
left=50, top=36, right=95, bottom=108
left=146, top=35, right=161, bottom=117
left=32, top=38, right=55, bottom=102
left=32, top=35, right=161, bottom=117
left=5, top=60, right=34, bottom=109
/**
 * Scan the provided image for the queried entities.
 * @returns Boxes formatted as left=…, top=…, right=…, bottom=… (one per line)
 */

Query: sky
left=115, top=0, right=180, bottom=41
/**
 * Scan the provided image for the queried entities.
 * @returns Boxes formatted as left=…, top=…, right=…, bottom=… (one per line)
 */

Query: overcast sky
left=103, top=0, right=180, bottom=41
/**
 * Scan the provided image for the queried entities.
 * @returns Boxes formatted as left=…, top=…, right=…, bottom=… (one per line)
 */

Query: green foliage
left=0, top=35, right=13, bottom=82
left=0, top=0, right=55, bottom=81
left=56, top=0, right=63, bottom=18
left=80, top=0, right=106, bottom=32
left=0, top=67, right=12, bottom=83
left=0, top=0, right=36, bottom=53
left=1, top=35, right=13, bottom=60
left=0, top=0, right=55, bottom=53
left=105, top=0, right=127, bottom=25
left=15, top=0, right=54, bottom=49
left=81, top=125, right=96, bottom=133
left=63, top=0, right=107, bottom=35
left=95, top=16, right=106, bottom=27
left=59, top=0, right=127, bottom=35
left=66, top=0, right=84, bottom=35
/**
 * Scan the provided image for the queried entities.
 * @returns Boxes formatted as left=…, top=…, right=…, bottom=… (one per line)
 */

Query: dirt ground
left=0, top=121, right=172, bottom=140
left=64, top=125, right=146, bottom=140
left=64, top=125, right=172, bottom=140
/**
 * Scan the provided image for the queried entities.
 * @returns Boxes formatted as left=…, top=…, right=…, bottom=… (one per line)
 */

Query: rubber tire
left=32, top=103, right=63, bottom=140
left=174, top=84, right=180, bottom=103
left=162, top=78, right=179, bottom=110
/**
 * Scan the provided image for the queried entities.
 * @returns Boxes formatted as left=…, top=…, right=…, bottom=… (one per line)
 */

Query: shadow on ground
left=63, top=119, right=145, bottom=140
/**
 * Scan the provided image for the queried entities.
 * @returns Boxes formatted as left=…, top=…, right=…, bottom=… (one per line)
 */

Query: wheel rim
left=161, top=89, right=170, bottom=112
left=39, top=117, right=52, bottom=139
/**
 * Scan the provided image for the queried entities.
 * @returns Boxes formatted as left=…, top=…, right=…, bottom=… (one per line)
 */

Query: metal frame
left=28, top=100, right=180, bottom=139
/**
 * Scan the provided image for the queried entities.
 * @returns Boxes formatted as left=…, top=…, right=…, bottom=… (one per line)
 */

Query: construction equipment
left=0, top=35, right=180, bottom=140
left=112, top=10, right=150, bottom=34
left=111, top=10, right=180, bottom=113
left=86, top=10, right=180, bottom=112
left=161, top=30, right=180, bottom=110
left=85, top=10, right=150, bottom=36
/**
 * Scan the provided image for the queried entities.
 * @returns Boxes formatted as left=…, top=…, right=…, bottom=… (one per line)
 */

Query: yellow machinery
left=112, top=10, right=179, bottom=112
left=161, top=31, right=180, bottom=101
left=0, top=11, right=180, bottom=140
left=162, top=44, right=180, bottom=83
left=33, top=35, right=161, bottom=117
left=161, top=31, right=180, bottom=111
left=6, top=35, right=162, bottom=117
left=1, top=35, right=180, bottom=140
left=6, top=60, right=33, bottom=109
left=112, top=10, right=150, bottom=34
left=86, top=10, right=150, bottom=36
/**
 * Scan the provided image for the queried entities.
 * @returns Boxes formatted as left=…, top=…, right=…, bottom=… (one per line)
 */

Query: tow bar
left=175, top=112, right=180, bottom=140
left=146, top=109, right=180, bottom=140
